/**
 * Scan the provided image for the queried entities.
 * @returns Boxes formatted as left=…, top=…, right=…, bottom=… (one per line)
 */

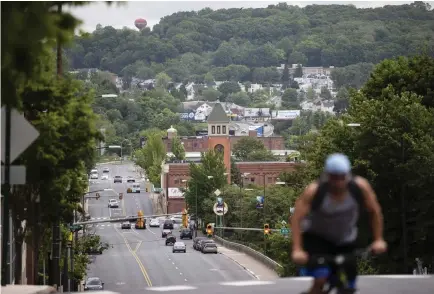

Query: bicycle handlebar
left=307, top=247, right=372, bottom=267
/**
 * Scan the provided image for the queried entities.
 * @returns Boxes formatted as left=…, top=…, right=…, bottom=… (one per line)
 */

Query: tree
left=134, top=131, right=166, bottom=186
left=319, top=86, right=333, bottom=100
left=281, top=63, right=290, bottom=90
left=281, top=88, right=299, bottom=109
left=232, top=137, right=276, bottom=161
left=184, top=150, right=227, bottom=220
left=334, top=87, right=350, bottom=114
left=155, top=72, right=172, bottom=89
left=306, top=87, right=317, bottom=101
left=294, top=64, right=303, bottom=78
left=201, top=88, right=221, bottom=101
left=217, top=81, right=241, bottom=100
left=171, top=136, right=185, bottom=160
left=226, top=91, right=251, bottom=106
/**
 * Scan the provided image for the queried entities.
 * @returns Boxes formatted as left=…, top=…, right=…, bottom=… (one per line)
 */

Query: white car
left=170, top=215, right=182, bottom=223
left=90, top=173, right=98, bottom=180
left=101, top=174, right=108, bottom=180
left=128, top=184, right=141, bottom=193
left=149, top=218, right=160, bottom=227
left=108, top=199, right=119, bottom=208
left=172, top=242, right=186, bottom=253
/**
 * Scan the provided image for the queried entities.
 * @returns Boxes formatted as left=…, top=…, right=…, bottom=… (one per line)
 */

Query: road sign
left=213, top=202, right=228, bottom=216
left=1, top=107, right=40, bottom=163
left=214, top=189, right=221, bottom=196
left=1, top=165, right=26, bottom=184
left=281, top=220, right=287, bottom=226
left=280, top=228, right=290, bottom=235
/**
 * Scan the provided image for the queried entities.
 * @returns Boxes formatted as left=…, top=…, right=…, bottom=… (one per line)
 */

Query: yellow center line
left=114, top=227, right=152, bottom=286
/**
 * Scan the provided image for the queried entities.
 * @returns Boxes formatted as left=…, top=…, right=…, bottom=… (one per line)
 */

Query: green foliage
left=232, top=137, right=276, bottom=161
left=184, top=150, right=227, bottom=219
left=171, top=136, right=186, bottom=160
left=67, top=3, right=434, bottom=83
left=134, top=131, right=166, bottom=186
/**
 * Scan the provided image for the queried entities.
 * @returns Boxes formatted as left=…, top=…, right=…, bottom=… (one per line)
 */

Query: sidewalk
left=217, top=245, right=279, bottom=280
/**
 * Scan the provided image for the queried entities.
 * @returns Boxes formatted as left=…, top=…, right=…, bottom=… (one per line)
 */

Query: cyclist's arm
left=291, top=182, right=317, bottom=251
left=355, top=177, right=384, bottom=241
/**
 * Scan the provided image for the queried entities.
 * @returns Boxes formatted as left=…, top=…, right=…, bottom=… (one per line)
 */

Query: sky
left=67, top=1, right=424, bottom=32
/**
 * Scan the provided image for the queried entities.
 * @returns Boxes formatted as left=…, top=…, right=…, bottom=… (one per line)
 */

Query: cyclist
left=291, top=153, right=387, bottom=294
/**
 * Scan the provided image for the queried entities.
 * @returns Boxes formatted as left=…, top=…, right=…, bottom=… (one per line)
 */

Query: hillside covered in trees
left=67, top=2, right=434, bottom=84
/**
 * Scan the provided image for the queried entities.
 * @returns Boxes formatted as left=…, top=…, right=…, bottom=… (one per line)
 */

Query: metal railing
left=213, top=235, right=283, bottom=273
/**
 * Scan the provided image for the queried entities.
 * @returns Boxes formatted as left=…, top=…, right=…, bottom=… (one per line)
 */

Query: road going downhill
left=84, top=162, right=254, bottom=292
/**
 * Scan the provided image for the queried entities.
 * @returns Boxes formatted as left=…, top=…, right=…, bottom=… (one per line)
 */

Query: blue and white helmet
left=324, top=153, right=351, bottom=175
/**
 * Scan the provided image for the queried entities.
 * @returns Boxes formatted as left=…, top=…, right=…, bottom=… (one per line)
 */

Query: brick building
left=160, top=102, right=300, bottom=214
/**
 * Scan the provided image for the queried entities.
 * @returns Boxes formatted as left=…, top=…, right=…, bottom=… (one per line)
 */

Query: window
left=174, top=179, right=179, bottom=184
left=251, top=178, right=255, bottom=182
left=268, top=177, right=272, bottom=183
left=222, top=126, right=226, bottom=134
left=217, top=126, right=221, bottom=134
left=212, top=126, right=215, bottom=134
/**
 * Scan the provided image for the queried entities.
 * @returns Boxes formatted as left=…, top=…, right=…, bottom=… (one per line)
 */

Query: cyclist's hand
left=292, top=249, right=308, bottom=264
left=371, top=239, right=387, bottom=254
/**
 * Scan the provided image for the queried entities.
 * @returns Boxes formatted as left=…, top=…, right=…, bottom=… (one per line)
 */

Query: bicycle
left=300, top=247, right=372, bottom=294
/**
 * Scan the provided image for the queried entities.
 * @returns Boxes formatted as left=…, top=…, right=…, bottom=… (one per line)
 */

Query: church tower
left=207, top=102, right=231, bottom=184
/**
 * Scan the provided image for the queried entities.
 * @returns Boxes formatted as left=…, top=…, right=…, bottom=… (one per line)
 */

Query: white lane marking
left=184, top=279, right=187, bottom=282
left=220, top=280, right=276, bottom=286
left=146, top=285, right=197, bottom=291
left=179, top=272, right=182, bottom=275
left=147, top=228, right=156, bottom=235
left=175, top=267, right=178, bottom=270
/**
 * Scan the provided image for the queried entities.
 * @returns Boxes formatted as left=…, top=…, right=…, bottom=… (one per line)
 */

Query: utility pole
left=51, top=3, right=63, bottom=289
left=400, top=135, right=408, bottom=273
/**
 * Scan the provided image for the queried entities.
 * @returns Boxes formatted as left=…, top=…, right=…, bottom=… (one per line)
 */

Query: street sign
left=214, top=189, right=221, bottom=196
left=281, top=220, right=287, bottom=226
left=213, top=202, right=228, bottom=216
left=1, top=165, right=26, bottom=184
left=1, top=107, right=40, bottom=163
left=280, top=228, right=290, bottom=235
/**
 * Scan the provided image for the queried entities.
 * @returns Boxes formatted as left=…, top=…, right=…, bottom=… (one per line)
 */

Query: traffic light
left=119, top=193, right=123, bottom=200
left=264, top=224, right=270, bottom=235
left=96, top=193, right=100, bottom=200
left=206, top=224, right=213, bottom=238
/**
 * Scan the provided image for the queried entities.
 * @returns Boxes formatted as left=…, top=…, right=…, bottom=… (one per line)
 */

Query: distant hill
left=66, top=1, right=434, bottom=83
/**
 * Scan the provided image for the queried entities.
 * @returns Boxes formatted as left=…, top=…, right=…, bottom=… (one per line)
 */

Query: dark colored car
left=163, top=219, right=174, bottom=230
left=180, top=228, right=192, bottom=239
left=113, top=176, right=122, bottom=183
left=193, top=237, right=207, bottom=250
left=83, top=277, right=104, bottom=291
left=165, top=235, right=176, bottom=246
left=121, top=222, right=131, bottom=229
left=127, top=176, right=135, bottom=183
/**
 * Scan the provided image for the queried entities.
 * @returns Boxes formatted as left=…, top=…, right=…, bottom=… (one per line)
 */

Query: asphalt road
left=142, top=275, right=434, bottom=293
left=85, top=162, right=253, bottom=293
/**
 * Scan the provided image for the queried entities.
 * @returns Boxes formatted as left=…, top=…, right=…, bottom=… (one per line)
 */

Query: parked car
left=198, top=239, right=215, bottom=251
left=193, top=237, right=207, bottom=250
left=165, top=235, right=176, bottom=246
left=201, top=242, right=218, bottom=254
left=180, top=228, right=192, bottom=239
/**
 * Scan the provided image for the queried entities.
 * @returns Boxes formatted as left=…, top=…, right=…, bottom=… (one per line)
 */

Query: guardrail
left=213, top=235, right=283, bottom=274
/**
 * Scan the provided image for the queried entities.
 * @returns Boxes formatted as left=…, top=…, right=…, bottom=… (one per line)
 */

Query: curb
left=219, top=251, right=259, bottom=280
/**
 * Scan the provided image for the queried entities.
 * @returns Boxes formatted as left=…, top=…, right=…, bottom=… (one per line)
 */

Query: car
left=180, top=228, right=192, bottom=239
left=83, top=277, right=104, bottom=291
left=108, top=199, right=119, bottom=208
left=165, top=235, right=176, bottom=246
left=121, top=221, right=131, bottom=229
left=163, top=219, right=174, bottom=230
left=161, top=229, right=172, bottom=238
left=101, top=174, right=108, bottom=180
left=127, top=176, right=135, bottom=183
left=113, top=176, right=122, bottom=183
left=198, top=239, right=215, bottom=251
left=170, top=215, right=182, bottom=223
left=90, top=173, right=98, bottom=180
left=201, top=242, right=218, bottom=254
left=172, top=242, right=186, bottom=253
left=149, top=218, right=160, bottom=227
left=103, top=167, right=109, bottom=173
left=193, top=237, right=208, bottom=250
